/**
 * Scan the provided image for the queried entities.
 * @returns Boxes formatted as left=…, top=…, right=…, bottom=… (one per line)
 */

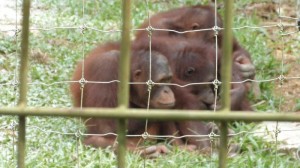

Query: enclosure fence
left=0, top=0, right=300, bottom=168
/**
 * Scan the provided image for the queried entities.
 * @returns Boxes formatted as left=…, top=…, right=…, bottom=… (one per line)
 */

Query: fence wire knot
left=212, top=26, right=221, bottom=36
left=277, top=23, right=284, bottom=34
left=14, top=29, right=21, bottom=37
left=278, top=75, right=285, bottom=86
left=75, top=130, right=82, bottom=138
left=212, top=79, right=221, bottom=91
left=208, top=131, right=217, bottom=141
left=142, top=132, right=149, bottom=139
left=11, top=80, right=19, bottom=90
left=80, top=24, right=87, bottom=34
left=146, top=26, right=153, bottom=37
left=9, top=121, right=17, bottom=130
left=79, top=78, right=87, bottom=89
left=146, top=80, right=155, bottom=92
left=274, top=129, right=281, bottom=137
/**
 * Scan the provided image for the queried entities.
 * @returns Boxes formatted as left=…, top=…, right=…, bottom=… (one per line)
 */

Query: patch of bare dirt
left=268, top=2, right=300, bottom=113
left=243, top=2, right=277, bottom=20
left=244, top=1, right=300, bottom=112
left=30, top=49, right=51, bottom=64
left=249, top=1, right=300, bottom=157
left=274, top=50, right=300, bottom=112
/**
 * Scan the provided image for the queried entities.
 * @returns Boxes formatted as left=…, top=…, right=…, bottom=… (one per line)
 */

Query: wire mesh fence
left=0, top=0, right=300, bottom=167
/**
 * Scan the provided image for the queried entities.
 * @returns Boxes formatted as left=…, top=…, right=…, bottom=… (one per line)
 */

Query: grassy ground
left=0, top=0, right=299, bottom=167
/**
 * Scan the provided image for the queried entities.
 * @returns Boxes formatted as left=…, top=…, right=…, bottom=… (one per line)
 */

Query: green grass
left=0, top=0, right=298, bottom=167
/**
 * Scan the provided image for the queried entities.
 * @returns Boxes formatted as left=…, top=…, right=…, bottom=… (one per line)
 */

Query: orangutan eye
left=185, top=67, right=195, bottom=75
left=192, top=23, right=199, bottom=30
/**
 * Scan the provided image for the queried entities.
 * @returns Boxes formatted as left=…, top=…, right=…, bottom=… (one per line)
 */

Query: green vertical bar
left=297, top=0, right=300, bottom=17
left=297, top=0, right=300, bottom=31
left=117, top=0, right=131, bottom=168
left=17, top=0, right=31, bottom=167
left=17, top=116, right=26, bottom=168
left=221, top=1, right=233, bottom=110
left=219, top=0, right=234, bottom=168
left=219, top=122, right=228, bottom=168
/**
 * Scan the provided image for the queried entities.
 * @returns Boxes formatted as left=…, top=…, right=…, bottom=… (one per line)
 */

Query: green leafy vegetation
left=0, top=0, right=297, bottom=167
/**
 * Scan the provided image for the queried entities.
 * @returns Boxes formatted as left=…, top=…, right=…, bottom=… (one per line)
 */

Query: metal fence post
left=297, top=0, right=300, bottom=31
left=219, top=0, right=234, bottom=167
left=17, top=0, right=31, bottom=167
left=117, top=0, right=131, bottom=167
